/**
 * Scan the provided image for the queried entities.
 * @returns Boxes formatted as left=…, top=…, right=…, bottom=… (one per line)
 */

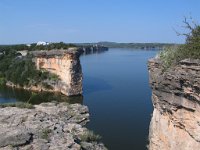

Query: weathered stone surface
left=0, top=103, right=106, bottom=150
left=148, top=58, right=200, bottom=150
left=0, top=127, right=32, bottom=147
left=33, top=50, right=83, bottom=96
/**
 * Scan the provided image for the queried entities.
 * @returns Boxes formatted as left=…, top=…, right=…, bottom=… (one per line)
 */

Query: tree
left=160, top=17, right=200, bottom=69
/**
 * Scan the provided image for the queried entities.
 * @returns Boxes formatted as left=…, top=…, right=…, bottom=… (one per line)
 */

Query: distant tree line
left=96, top=42, right=178, bottom=49
left=0, top=42, right=77, bottom=52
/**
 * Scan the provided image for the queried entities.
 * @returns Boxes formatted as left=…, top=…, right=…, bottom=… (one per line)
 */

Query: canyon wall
left=33, top=50, right=82, bottom=96
left=148, top=58, right=200, bottom=150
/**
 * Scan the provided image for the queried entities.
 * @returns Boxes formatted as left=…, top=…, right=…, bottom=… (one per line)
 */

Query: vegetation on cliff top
left=159, top=18, right=200, bottom=70
left=0, top=49, right=60, bottom=88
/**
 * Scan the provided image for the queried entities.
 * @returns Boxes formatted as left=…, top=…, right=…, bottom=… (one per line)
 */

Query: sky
left=0, top=0, right=200, bottom=44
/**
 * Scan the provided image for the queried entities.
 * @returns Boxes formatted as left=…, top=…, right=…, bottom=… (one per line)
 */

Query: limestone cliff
left=148, top=58, right=200, bottom=150
left=32, top=50, right=82, bottom=96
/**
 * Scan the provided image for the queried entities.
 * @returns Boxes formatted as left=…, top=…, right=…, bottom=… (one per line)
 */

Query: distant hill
left=0, top=42, right=179, bottom=51
left=96, top=42, right=179, bottom=49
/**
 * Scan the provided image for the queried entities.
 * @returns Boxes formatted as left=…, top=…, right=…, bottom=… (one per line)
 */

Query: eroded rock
left=148, top=58, right=200, bottom=150
left=0, top=127, right=32, bottom=147
left=0, top=103, right=106, bottom=150
left=33, top=50, right=83, bottom=96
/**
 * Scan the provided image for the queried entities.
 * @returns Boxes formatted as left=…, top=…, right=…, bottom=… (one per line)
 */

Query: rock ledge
left=0, top=102, right=106, bottom=150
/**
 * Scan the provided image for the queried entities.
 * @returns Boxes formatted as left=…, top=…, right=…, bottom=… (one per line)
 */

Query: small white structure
left=36, top=41, right=49, bottom=46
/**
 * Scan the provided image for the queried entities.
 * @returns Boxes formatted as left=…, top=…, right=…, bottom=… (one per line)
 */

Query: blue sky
left=0, top=0, right=200, bottom=44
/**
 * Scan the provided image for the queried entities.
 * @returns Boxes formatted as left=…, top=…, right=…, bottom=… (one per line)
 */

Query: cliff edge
left=32, top=50, right=82, bottom=96
left=148, top=58, right=200, bottom=150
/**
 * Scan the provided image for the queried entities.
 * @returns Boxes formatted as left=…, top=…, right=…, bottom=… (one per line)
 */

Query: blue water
left=81, top=48, right=157, bottom=150
left=0, top=48, right=157, bottom=150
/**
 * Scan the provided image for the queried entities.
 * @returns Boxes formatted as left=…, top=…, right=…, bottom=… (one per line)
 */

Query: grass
left=40, top=128, right=52, bottom=140
left=158, top=46, right=180, bottom=71
left=80, top=130, right=102, bottom=142
left=159, top=44, right=200, bottom=71
left=0, top=102, right=34, bottom=109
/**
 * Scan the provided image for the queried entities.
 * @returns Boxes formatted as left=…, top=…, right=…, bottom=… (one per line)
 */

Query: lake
left=0, top=48, right=157, bottom=150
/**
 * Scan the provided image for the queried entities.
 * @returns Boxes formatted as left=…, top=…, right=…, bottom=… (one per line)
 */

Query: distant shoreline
left=0, top=42, right=180, bottom=49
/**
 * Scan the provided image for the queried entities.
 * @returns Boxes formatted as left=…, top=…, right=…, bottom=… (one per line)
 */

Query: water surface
left=0, top=48, right=157, bottom=150
left=81, top=48, right=157, bottom=150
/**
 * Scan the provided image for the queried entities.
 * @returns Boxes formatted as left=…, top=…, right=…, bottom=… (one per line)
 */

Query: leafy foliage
left=0, top=78, right=6, bottom=86
left=159, top=46, right=180, bottom=70
left=159, top=18, right=200, bottom=69
left=0, top=49, right=60, bottom=88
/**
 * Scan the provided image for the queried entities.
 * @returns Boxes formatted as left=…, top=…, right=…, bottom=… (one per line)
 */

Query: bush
left=40, top=128, right=52, bottom=140
left=0, top=77, right=6, bottom=86
left=0, top=50, right=60, bottom=88
left=159, top=46, right=180, bottom=70
left=159, top=19, right=200, bottom=70
left=80, top=130, right=102, bottom=142
left=49, top=74, right=59, bottom=81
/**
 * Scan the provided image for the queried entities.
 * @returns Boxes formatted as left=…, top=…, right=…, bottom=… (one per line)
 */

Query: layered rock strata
left=148, top=58, right=200, bottom=150
left=32, top=50, right=83, bottom=96
left=0, top=102, right=106, bottom=150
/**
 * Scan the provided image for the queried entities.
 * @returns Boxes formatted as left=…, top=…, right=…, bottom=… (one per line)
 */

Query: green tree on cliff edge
left=159, top=17, right=200, bottom=69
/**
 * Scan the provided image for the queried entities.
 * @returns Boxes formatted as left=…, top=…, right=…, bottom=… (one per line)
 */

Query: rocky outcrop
left=148, top=58, right=200, bottom=150
left=79, top=45, right=108, bottom=55
left=32, top=50, right=82, bottom=96
left=0, top=102, right=107, bottom=150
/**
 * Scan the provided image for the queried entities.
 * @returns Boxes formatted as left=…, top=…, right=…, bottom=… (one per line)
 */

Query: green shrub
left=159, top=46, right=180, bottom=70
left=80, top=130, right=102, bottom=142
left=40, top=128, right=52, bottom=140
left=49, top=74, right=59, bottom=81
left=159, top=20, right=200, bottom=70
left=0, top=50, right=60, bottom=88
left=0, top=77, right=6, bottom=85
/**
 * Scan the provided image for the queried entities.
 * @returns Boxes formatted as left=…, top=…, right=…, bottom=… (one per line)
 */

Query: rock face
left=148, top=58, right=200, bottom=150
left=79, top=45, right=108, bottom=55
left=0, top=102, right=107, bottom=150
left=33, top=50, right=83, bottom=96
